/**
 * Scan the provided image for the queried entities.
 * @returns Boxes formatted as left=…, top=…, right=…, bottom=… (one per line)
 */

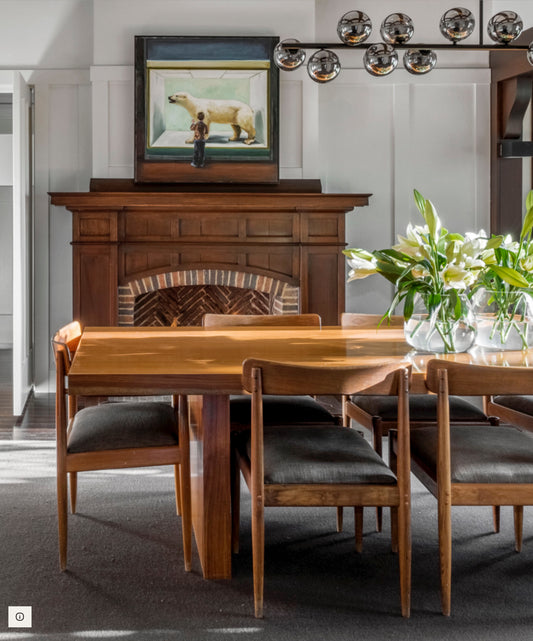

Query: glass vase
left=471, top=288, right=533, bottom=350
left=403, top=291, right=476, bottom=353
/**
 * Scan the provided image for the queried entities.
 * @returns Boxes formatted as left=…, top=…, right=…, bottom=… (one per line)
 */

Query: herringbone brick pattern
left=134, top=285, right=270, bottom=326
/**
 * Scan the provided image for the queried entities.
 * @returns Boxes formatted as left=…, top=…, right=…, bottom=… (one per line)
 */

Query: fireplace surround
left=50, top=180, right=369, bottom=326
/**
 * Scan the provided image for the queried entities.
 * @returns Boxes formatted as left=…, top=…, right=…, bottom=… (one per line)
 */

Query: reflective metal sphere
left=307, top=50, right=341, bottom=83
left=364, top=43, right=398, bottom=77
left=439, top=7, right=475, bottom=42
left=528, top=41, right=533, bottom=66
left=273, top=39, right=306, bottom=71
left=487, top=11, right=523, bottom=44
left=380, top=13, right=414, bottom=45
left=403, top=49, right=437, bottom=75
left=337, top=10, right=372, bottom=45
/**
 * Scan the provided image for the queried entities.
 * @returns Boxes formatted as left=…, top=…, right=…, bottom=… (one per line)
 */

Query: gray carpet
left=2, top=441, right=533, bottom=641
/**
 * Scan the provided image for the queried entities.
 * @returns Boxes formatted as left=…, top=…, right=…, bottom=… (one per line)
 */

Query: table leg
left=189, top=394, right=232, bottom=579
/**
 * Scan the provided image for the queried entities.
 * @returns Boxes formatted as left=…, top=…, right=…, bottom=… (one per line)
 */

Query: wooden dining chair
left=233, top=358, right=412, bottom=618
left=485, top=394, right=533, bottom=432
left=402, top=359, right=533, bottom=616
left=52, top=322, right=192, bottom=572
left=202, top=312, right=342, bottom=548
left=341, top=312, right=499, bottom=532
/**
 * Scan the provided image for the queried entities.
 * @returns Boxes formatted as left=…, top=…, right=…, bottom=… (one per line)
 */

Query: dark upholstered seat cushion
left=67, top=402, right=179, bottom=453
left=350, top=394, right=487, bottom=422
left=410, top=425, right=533, bottom=483
left=493, top=395, right=533, bottom=416
left=230, top=394, right=336, bottom=427
left=237, top=425, right=397, bottom=485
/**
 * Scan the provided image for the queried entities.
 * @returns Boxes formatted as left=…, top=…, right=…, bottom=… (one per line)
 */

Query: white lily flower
left=393, top=223, right=429, bottom=258
left=442, top=264, right=477, bottom=290
left=346, top=254, right=378, bottom=281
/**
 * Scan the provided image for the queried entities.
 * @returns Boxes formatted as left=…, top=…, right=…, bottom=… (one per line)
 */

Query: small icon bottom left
left=8, top=606, right=32, bottom=628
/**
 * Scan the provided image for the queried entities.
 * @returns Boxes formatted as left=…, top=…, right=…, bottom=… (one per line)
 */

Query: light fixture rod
left=479, top=0, right=483, bottom=47
left=281, top=42, right=529, bottom=52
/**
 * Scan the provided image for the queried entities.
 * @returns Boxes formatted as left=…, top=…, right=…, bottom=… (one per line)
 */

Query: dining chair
left=402, top=359, right=533, bottom=616
left=485, top=394, right=533, bottom=432
left=202, top=313, right=342, bottom=550
left=341, top=312, right=499, bottom=532
left=233, top=358, right=412, bottom=618
left=52, top=322, right=192, bottom=572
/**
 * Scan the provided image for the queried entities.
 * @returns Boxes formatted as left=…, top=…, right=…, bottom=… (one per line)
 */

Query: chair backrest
left=202, top=313, right=322, bottom=328
left=51, top=321, right=82, bottom=373
left=426, top=359, right=533, bottom=397
left=52, top=321, right=83, bottom=434
left=242, top=358, right=410, bottom=397
left=341, top=313, right=404, bottom=328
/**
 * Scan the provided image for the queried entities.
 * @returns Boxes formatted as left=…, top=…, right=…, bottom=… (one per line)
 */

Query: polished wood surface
left=67, top=326, right=533, bottom=579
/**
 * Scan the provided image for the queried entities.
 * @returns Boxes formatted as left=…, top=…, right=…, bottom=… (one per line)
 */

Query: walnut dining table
left=66, top=325, right=531, bottom=579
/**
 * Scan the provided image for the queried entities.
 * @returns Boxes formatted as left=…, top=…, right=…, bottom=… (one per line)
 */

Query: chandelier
left=274, top=4, right=533, bottom=82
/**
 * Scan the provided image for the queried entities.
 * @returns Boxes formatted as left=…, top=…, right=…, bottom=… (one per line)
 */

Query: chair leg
left=492, top=505, right=500, bottom=533
left=354, top=506, right=363, bottom=553
left=336, top=507, right=344, bottom=532
left=373, top=423, right=383, bottom=533
left=57, top=471, right=68, bottom=571
left=252, top=498, right=265, bottom=618
left=397, top=500, right=411, bottom=618
left=388, top=433, right=398, bottom=552
left=179, top=460, right=192, bottom=572
left=438, top=497, right=452, bottom=616
left=231, top=448, right=241, bottom=554
left=390, top=507, right=399, bottom=553
left=69, top=472, right=77, bottom=514
left=514, top=506, right=524, bottom=553
left=174, top=464, right=182, bottom=516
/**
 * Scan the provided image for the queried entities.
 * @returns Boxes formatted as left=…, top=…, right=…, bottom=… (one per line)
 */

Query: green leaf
left=423, top=199, right=439, bottom=238
left=403, top=287, right=416, bottom=321
left=526, top=190, right=533, bottom=212
left=490, top=265, right=530, bottom=288
left=521, top=205, right=533, bottom=243
left=413, top=189, right=425, bottom=215
left=486, top=235, right=503, bottom=250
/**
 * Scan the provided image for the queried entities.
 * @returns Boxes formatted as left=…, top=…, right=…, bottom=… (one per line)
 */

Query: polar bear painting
left=168, top=92, right=256, bottom=145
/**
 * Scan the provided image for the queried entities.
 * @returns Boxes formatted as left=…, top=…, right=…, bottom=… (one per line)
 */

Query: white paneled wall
left=0, top=186, right=13, bottom=346
left=319, top=68, right=490, bottom=314
left=32, top=70, right=91, bottom=391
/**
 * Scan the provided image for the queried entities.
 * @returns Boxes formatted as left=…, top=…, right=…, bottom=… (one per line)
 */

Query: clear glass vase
left=471, top=287, right=533, bottom=350
left=403, top=291, right=476, bottom=353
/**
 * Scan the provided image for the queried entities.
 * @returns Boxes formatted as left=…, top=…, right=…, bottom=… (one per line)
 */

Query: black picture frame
left=134, top=35, right=280, bottom=184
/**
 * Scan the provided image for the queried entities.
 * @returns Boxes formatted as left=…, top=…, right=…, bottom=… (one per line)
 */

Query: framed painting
left=134, top=35, right=280, bottom=184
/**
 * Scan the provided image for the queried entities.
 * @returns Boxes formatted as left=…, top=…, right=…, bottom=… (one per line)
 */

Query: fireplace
left=50, top=180, right=369, bottom=326
left=123, top=268, right=299, bottom=326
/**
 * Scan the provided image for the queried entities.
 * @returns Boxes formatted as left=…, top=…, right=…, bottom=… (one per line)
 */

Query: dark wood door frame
left=491, top=27, right=533, bottom=236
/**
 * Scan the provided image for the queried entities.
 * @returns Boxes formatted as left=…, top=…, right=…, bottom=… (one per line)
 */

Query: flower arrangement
left=344, top=189, right=533, bottom=352
left=471, top=192, right=533, bottom=349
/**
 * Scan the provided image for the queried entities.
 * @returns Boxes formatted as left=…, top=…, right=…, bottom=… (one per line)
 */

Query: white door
left=12, top=72, right=33, bottom=415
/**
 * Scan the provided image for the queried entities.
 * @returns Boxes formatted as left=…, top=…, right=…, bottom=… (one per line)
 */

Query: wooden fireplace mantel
left=50, top=180, right=370, bottom=327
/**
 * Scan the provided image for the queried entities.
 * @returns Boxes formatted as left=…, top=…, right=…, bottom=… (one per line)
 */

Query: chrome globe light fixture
left=274, top=3, right=533, bottom=83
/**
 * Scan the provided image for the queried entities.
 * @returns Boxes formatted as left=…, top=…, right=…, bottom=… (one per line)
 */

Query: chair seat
left=238, top=425, right=397, bottom=485
left=410, top=424, right=533, bottom=484
left=229, top=394, right=336, bottom=427
left=67, top=402, right=179, bottom=453
left=350, top=394, right=487, bottom=422
left=492, top=395, right=533, bottom=415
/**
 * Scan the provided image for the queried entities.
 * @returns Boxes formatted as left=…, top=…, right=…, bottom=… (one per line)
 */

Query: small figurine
left=190, top=111, right=208, bottom=168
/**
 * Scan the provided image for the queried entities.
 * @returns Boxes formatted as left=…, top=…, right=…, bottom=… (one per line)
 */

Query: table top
left=67, top=325, right=533, bottom=396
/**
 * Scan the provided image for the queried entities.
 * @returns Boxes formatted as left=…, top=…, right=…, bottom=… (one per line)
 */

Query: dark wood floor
left=0, top=349, right=55, bottom=440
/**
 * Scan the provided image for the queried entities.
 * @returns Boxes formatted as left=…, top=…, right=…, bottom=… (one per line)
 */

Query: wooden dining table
left=67, top=324, right=533, bottom=579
